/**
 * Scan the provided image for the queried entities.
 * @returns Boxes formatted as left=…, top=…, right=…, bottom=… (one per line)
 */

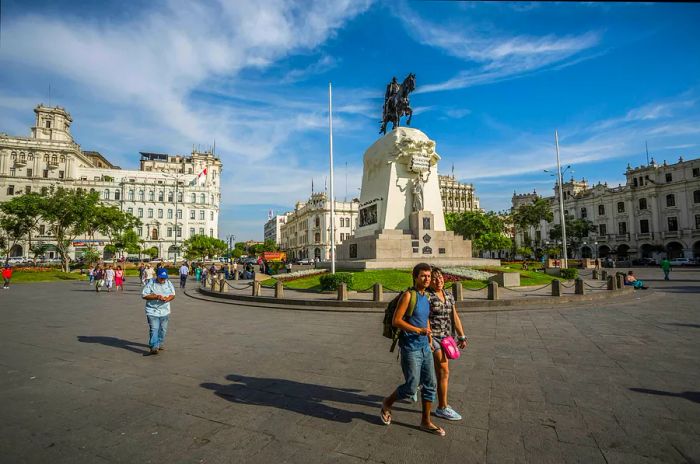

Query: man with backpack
left=379, top=263, right=445, bottom=436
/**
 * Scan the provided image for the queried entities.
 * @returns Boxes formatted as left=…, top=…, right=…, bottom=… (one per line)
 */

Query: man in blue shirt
left=142, top=268, right=176, bottom=355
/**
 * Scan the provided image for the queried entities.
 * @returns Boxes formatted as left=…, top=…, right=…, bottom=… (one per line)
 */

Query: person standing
left=380, top=263, right=445, bottom=436
left=179, top=261, right=189, bottom=289
left=2, top=265, right=12, bottom=289
left=427, top=268, right=468, bottom=421
left=88, top=267, right=95, bottom=285
left=144, top=264, right=155, bottom=284
left=142, top=268, right=175, bottom=355
left=115, top=266, right=124, bottom=291
left=660, top=257, right=671, bottom=280
left=94, top=265, right=105, bottom=293
left=105, top=265, right=115, bottom=293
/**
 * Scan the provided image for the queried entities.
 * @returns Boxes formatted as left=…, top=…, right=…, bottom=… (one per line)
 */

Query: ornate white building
left=439, top=174, right=480, bottom=213
left=264, top=214, right=288, bottom=245
left=0, top=104, right=223, bottom=260
left=279, top=192, right=359, bottom=261
left=512, top=156, right=700, bottom=261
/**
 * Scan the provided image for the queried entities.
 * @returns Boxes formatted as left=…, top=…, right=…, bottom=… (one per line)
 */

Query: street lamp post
left=554, top=130, right=568, bottom=269
left=160, top=172, right=186, bottom=263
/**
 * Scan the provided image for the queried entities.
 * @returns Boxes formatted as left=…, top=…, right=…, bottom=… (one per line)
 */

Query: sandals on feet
left=380, top=407, right=392, bottom=425
left=420, top=424, right=446, bottom=436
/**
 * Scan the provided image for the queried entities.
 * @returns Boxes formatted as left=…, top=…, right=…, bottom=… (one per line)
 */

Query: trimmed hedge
left=319, top=272, right=354, bottom=290
left=560, top=268, right=579, bottom=280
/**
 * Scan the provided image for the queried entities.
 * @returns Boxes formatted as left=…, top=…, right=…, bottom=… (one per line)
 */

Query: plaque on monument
left=422, top=217, right=431, bottom=229
left=422, top=233, right=431, bottom=243
left=422, top=246, right=432, bottom=255
left=359, top=204, right=377, bottom=227
left=349, top=244, right=357, bottom=259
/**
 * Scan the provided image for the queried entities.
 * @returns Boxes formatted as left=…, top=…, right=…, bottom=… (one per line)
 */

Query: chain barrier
left=464, top=283, right=489, bottom=291
left=383, top=286, right=406, bottom=293
left=584, top=282, right=607, bottom=290
left=560, top=281, right=576, bottom=288
left=354, top=285, right=376, bottom=293
left=222, top=280, right=254, bottom=291
left=501, top=283, right=552, bottom=293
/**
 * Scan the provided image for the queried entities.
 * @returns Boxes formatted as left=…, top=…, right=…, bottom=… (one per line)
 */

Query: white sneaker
left=435, top=406, right=462, bottom=421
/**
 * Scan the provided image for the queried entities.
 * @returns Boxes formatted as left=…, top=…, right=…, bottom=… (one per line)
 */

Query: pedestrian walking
left=380, top=263, right=445, bottom=436
left=88, top=267, right=95, bottom=284
left=660, top=257, right=671, bottom=281
left=195, top=265, right=202, bottom=282
left=428, top=268, right=468, bottom=421
left=179, top=261, right=189, bottom=289
left=2, top=265, right=12, bottom=289
left=144, top=264, right=155, bottom=284
left=286, top=261, right=292, bottom=274
left=115, top=266, right=124, bottom=291
left=105, top=265, right=115, bottom=292
left=142, top=268, right=175, bottom=356
left=94, top=265, right=105, bottom=293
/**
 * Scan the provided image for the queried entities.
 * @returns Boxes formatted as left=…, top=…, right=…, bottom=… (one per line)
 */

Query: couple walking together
left=381, top=263, right=468, bottom=437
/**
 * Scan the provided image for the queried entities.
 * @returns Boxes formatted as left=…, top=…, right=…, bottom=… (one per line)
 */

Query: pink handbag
left=439, top=336, right=461, bottom=360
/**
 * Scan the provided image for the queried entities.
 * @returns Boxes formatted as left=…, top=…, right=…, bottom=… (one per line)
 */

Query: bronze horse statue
left=380, top=73, right=416, bottom=134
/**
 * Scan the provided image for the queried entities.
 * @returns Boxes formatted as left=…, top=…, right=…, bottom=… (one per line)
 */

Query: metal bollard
left=551, top=279, right=561, bottom=297
left=487, top=281, right=499, bottom=300
left=338, top=283, right=348, bottom=301
left=616, top=274, right=624, bottom=290
left=607, top=275, right=615, bottom=290
left=452, top=282, right=464, bottom=302
left=373, top=283, right=383, bottom=302
left=252, top=281, right=261, bottom=296
left=210, top=275, right=217, bottom=292
left=601, top=270, right=608, bottom=281
left=233, top=269, right=239, bottom=280
left=575, top=278, right=584, bottom=295
left=275, top=281, right=284, bottom=298
left=592, top=269, right=599, bottom=280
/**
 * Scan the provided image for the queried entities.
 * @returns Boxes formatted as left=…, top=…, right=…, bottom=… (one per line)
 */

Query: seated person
left=624, top=271, right=648, bottom=289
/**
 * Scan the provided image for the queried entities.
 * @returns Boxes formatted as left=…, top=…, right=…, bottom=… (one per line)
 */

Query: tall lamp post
left=544, top=130, right=572, bottom=269
left=160, top=172, right=187, bottom=263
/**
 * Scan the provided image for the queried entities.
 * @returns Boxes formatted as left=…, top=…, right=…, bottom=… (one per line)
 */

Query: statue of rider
left=383, top=77, right=399, bottom=119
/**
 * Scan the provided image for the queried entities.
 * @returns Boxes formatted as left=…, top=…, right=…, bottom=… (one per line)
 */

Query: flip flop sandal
left=420, top=424, right=446, bottom=436
left=380, top=407, right=391, bottom=425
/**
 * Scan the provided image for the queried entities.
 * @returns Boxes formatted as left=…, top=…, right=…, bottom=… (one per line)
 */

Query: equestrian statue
left=380, top=73, right=416, bottom=135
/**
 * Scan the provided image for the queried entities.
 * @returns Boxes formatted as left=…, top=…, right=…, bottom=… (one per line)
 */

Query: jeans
left=147, top=315, right=169, bottom=349
left=396, top=343, right=437, bottom=402
left=663, top=270, right=670, bottom=280
left=180, top=275, right=187, bottom=288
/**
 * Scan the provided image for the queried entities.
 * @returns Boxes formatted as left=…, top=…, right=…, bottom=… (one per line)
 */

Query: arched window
left=103, top=189, right=110, bottom=200
left=580, top=207, right=587, bottom=218
left=639, top=198, right=647, bottom=210
left=128, top=190, right=134, bottom=201
left=617, top=202, right=625, bottom=213
left=168, top=191, right=174, bottom=202
left=151, top=228, right=159, bottom=240
left=315, top=216, right=320, bottom=228
left=138, top=190, right=144, bottom=201
left=158, top=191, right=164, bottom=201
left=191, top=193, right=196, bottom=203
left=149, top=190, right=155, bottom=201
left=200, top=193, right=206, bottom=204
left=598, top=204, right=605, bottom=215
left=666, top=194, right=675, bottom=207
left=114, top=190, right=121, bottom=200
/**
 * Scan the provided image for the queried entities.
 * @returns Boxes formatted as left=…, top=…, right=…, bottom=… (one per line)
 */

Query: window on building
left=41, top=187, right=48, bottom=196
left=114, top=190, right=120, bottom=200
left=177, top=210, right=182, bottom=219
left=618, top=222, right=627, bottom=234
left=599, top=224, right=607, bottom=235
left=168, top=191, right=174, bottom=202
left=149, top=191, right=154, bottom=201
left=696, top=215, right=700, bottom=229
left=210, top=211, right=214, bottom=221
left=128, top=190, right=134, bottom=201
left=668, top=217, right=678, bottom=232
left=176, top=227, right=182, bottom=238
left=190, top=228, right=195, bottom=237
left=177, top=192, right=183, bottom=202
left=167, top=209, right=173, bottom=219
left=639, top=198, right=647, bottom=210
left=127, top=207, right=133, bottom=215
left=666, top=194, right=675, bottom=207
left=639, top=177, right=644, bottom=186
left=617, top=202, right=625, bottom=213
left=43, top=170, right=48, bottom=178
left=138, top=190, right=144, bottom=201
left=167, top=227, right=173, bottom=237
left=581, top=207, right=587, bottom=218
left=200, top=193, right=206, bottom=204
left=191, top=193, right=196, bottom=203
left=151, top=228, right=159, bottom=240
left=315, top=233, right=321, bottom=243
left=211, top=194, right=214, bottom=204
left=598, top=205, right=605, bottom=215
left=138, top=208, right=143, bottom=218
left=633, top=178, right=638, bottom=187
left=535, top=230, right=541, bottom=242
left=58, top=170, right=64, bottom=179
left=693, top=167, right=699, bottom=177
left=103, top=189, right=110, bottom=200
left=209, top=228, right=213, bottom=237
left=666, top=173, right=672, bottom=182
left=26, top=168, right=33, bottom=178
left=640, top=219, right=649, bottom=234
left=39, top=225, right=45, bottom=235
left=564, top=210, right=569, bottom=217
left=147, top=208, right=153, bottom=218
left=158, top=209, right=163, bottom=219
left=199, top=227, right=204, bottom=235
left=199, top=210, right=205, bottom=220
left=694, top=190, right=700, bottom=203
left=138, top=227, right=143, bottom=237
left=24, top=186, right=31, bottom=194
left=45, top=120, right=51, bottom=128
left=190, top=210, right=196, bottom=220
left=158, top=191, right=164, bottom=201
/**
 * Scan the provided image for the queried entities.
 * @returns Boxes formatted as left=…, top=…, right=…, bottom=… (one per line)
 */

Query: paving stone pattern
left=0, top=267, right=699, bottom=463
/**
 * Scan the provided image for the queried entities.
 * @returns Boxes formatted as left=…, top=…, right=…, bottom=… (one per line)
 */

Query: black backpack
left=382, top=288, right=417, bottom=352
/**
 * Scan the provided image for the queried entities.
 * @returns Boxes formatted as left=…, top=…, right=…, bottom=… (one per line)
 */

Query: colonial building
left=0, top=104, right=223, bottom=260
left=279, top=192, right=359, bottom=261
left=439, top=174, right=480, bottom=213
left=512, top=156, right=700, bottom=261
left=263, top=214, right=288, bottom=245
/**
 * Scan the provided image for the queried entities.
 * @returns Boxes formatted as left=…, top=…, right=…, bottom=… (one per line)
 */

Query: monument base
left=318, top=256, right=501, bottom=271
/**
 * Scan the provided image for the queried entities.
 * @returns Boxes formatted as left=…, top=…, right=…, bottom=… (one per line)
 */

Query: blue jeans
left=397, top=343, right=437, bottom=402
left=147, top=315, right=169, bottom=349
left=663, top=270, right=670, bottom=280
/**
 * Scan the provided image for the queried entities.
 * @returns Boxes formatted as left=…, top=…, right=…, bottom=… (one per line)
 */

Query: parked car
left=669, top=257, right=693, bottom=266
left=297, top=258, right=314, bottom=265
left=632, top=257, right=657, bottom=266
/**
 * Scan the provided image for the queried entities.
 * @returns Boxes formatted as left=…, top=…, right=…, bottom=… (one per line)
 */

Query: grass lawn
left=262, top=267, right=557, bottom=292
left=9, top=270, right=84, bottom=283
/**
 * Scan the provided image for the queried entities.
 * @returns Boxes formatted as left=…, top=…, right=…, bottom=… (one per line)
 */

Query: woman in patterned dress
left=428, top=268, right=468, bottom=421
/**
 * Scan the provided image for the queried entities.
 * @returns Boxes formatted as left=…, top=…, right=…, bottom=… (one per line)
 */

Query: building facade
left=0, top=104, right=223, bottom=260
left=439, top=174, right=480, bottom=213
left=512, top=157, right=700, bottom=261
left=263, top=214, right=288, bottom=245
left=279, top=192, right=359, bottom=261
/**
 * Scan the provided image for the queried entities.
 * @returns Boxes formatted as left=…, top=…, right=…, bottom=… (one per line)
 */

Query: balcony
left=615, top=233, right=630, bottom=241
left=14, top=159, right=27, bottom=168
left=692, top=229, right=700, bottom=237
left=47, top=160, right=60, bottom=170
left=636, top=232, right=652, bottom=240
left=663, top=231, right=680, bottom=239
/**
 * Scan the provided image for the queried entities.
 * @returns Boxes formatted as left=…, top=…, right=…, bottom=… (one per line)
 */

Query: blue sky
left=1, top=1, right=699, bottom=240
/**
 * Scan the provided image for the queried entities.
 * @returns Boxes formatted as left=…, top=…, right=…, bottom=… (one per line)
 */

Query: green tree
left=262, top=239, right=279, bottom=252
left=81, top=246, right=101, bottom=266
left=0, top=213, right=28, bottom=265
left=30, top=242, right=50, bottom=262
left=114, top=229, right=141, bottom=257
left=549, top=218, right=595, bottom=257
left=145, top=247, right=159, bottom=259
left=41, top=188, right=100, bottom=271
left=512, top=197, right=553, bottom=253
left=183, top=235, right=228, bottom=261
left=445, top=211, right=511, bottom=255
left=0, top=192, right=46, bottom=265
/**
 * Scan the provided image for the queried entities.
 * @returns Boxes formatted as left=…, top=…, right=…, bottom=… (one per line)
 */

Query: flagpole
left=329, top=82, right=336, bottom=274
left=555, top=129, right=568, bottom=269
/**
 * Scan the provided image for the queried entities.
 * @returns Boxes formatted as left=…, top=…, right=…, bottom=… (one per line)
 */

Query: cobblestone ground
left=0, top=267, right=698, bottom=463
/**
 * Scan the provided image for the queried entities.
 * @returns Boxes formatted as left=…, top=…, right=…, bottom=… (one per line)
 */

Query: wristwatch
left=457, top=335, right=467, bottom=342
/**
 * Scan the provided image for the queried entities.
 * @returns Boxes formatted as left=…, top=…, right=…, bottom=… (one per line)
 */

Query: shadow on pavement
left=665, top=323, right=700, bottom=329
left=202, top=374, right=393, bottom=425
left=654, top=286, right=700, bottom=293
left=629, top=387, right=700, bottom=404
left=77, top=335, right=149, bottom=354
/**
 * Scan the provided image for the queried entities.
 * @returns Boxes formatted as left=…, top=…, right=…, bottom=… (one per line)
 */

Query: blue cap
left=157, top=268, right=169, bottom=279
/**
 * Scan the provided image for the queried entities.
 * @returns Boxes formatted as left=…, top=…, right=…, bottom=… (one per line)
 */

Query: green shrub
left=319, top=272, right=354, bottom=290
left=560, top=268, right=578, bottom=280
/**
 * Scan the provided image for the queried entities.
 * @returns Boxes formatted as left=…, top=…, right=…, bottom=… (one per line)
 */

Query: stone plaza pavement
left=0, top=267, right=699, bottom=463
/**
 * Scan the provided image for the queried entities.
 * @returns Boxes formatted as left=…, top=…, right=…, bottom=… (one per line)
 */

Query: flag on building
left=189, top=167, right=208, bottom=186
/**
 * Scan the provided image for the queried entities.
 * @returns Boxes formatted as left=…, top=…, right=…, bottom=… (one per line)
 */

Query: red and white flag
left=189, top=167, right=207, bottom=186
